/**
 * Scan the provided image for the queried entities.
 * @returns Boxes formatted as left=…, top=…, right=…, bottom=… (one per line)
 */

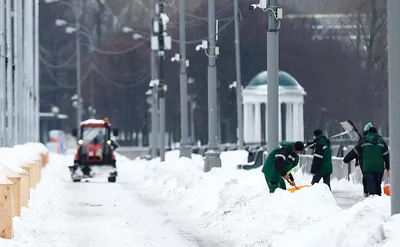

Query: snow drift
left=125, top=150, right=400, bottom=246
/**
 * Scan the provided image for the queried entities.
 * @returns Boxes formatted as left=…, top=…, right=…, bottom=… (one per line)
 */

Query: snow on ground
left=126, top=150, right=400, bottom=247
left=2, top=149, right=399, bottom=247
left=0, top=153, right=228, bottom=247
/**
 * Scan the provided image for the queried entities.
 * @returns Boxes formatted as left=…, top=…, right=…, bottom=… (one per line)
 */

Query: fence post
left=0, top=178, right=13, bottom=239
left=28, top=162, right=39, bottom=189
left=3, top=166, right=21, bottom=217
left=20, top=164, right=31, bottom=200
left=18, top=169, right=29, bottom=208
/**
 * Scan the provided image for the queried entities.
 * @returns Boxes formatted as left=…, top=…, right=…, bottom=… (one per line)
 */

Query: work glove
left=283, top=175, right=295, bottom=186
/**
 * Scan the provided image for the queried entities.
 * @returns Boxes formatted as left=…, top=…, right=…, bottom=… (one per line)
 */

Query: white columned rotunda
left=242, top=71, right=306, bottom=144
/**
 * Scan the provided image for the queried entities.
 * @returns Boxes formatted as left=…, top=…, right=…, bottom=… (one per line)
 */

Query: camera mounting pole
left=203, top=0, right=222, bottom=172
left=249, top=0, right=283, bottom=151
left=267, top=0, right=280, bottom=152
left=151, top=0, right=171, bottom=162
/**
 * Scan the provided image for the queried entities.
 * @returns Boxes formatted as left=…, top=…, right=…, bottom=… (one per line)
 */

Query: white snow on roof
left=81, top=119, right=105, bottom=125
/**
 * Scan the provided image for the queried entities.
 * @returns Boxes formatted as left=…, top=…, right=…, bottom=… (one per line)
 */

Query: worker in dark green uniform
left=343, top=126, right=390, bottom=196
left=262, top=141, right=305, bottom=193
left=309, top=129, right=333, bottom=189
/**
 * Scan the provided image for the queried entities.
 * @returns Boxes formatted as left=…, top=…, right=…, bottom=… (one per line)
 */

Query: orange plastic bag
left=287, top=185, right=311, bottom=192
left=384, top=184, right=391, bottom=196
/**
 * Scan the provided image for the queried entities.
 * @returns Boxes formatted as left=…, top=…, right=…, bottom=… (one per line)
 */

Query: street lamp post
left=233, top=0, right=244, bottom=150
left=47, top=0, right=82, bottom=135
left=188, top=77, right=195, bottom=144
left=195, top=0, right=222, bottom=172
left=171, top=53, right=191, bottom=158
left=249, top=0, right=283, bottom=152
left=229, top=81, right=244, bottom=147
left=122, top=25, right=159, bottom=158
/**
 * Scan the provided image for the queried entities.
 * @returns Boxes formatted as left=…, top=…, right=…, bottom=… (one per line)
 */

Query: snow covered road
left=3, top=150, right=398, bottom=247
left=60, top=181, right=205, bottom=247
left=1, top=153, right=228, bottom=247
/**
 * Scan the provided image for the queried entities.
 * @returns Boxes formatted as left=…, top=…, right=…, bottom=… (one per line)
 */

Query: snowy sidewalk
left=0, top=153, right=223, bottom=247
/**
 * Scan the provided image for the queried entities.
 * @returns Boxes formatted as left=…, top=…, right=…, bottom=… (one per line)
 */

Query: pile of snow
left=24, top=142, right=48, bottom=155
left=0, top=148, right=28, bottom=175
left=0, top=163, right=10, bottom=184
left=126, top=150, right=399, bottom=246
left=0, top=153, right=72, bottom=246
left=0, top=143, right=48, bottom=181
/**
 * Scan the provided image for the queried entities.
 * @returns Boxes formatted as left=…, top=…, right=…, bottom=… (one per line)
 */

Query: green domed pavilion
left=246, top=71, right=301, bottom=88
left=242, top=70, right=306, bottom=144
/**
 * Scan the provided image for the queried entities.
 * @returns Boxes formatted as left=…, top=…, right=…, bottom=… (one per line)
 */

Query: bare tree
left=337, top=0, right=388, bottom=128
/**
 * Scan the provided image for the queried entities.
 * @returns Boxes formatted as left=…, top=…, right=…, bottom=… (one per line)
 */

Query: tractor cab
left=70, top=118, right=120, bottom=182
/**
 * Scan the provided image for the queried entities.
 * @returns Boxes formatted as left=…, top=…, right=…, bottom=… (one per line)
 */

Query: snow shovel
left=339, top=120, right=362, bottom=141
left=305, top=120, right=361, bottom=149
left=287, top=185, right=311, bottom=192
left=384, top=184, right=391, bottom=196
left=284, top=177, right=311, bottom=192
left=384, top=170, right=391, bottom=196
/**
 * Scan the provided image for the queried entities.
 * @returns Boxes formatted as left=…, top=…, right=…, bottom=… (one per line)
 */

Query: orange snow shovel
left=288, top=185, right=311, bottom=192
left=384, top=184, right=391, bottom=196
left=384, top=170, right=391, bottom=196
left=284, top=178, right=311, bottom=192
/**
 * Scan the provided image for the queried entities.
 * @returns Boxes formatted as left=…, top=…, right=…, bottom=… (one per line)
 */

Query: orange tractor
left=70, top=118, right=119, bottom=182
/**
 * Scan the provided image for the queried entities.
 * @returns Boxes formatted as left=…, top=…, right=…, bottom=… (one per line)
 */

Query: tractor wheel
left=108, top=176, right=116, bottom=183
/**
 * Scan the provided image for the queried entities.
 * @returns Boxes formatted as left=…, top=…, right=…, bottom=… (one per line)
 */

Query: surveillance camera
left=195, top=44, right=203, bottom=51
left=249, top=0, right=267, bottom=10
left=249, top=4, right=258, bottom=10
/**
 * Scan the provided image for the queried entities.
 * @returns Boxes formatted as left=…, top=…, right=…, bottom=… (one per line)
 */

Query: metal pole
left=6, top=0, right=13, bottom=146
left=28, top=0, right=34, bottom=141
left=13, top=0, right=20, bottom=144
left=204, top=0, right=221, bottom=172
left=159, top=97, right=166, bottom=160
left=158, top=0, right=166, bottom=162
left=20, top=0, right=25, bottom=143
left=179, top=0, right=191, bottom=158
left=150, top=0, right=158, bottom=158
left=388, top=0, right=400, bottom=215
left=23, top=0, right=27, bottom=143
left=0, top=0, right=5, bottom=145
left=267, top=0, right=280, bottom=152
left=234, top=0, right=244, bottom=150
left=24, top=0, right=32, bottom=142
left=76, top=11, right=82, bottom=134
left=90, top=73, right=95, bottom=117
left=34, top=0, right=39, bottom=141
left=17, top=0, right=23, bottom=143
left=190, top=98, right=195, bottom=144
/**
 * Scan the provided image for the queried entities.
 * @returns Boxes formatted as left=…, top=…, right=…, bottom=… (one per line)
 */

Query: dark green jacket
left=310, top=134, right=333, bottom=175
left=262, top=142, right=299, bottom=182
left=344, top=133, right=390, bottom=173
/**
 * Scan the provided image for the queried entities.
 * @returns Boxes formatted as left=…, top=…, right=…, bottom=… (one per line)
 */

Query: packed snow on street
left=1, top=150, right=400, bottom=247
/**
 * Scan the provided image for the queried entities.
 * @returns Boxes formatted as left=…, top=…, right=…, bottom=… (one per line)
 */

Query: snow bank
left=272, top=196, right=392, bottom=247
left=0, top=164, right=11, bottom=184
left=0, top=153, right=72, bottom=246
left=127, top=150, right=398, bottom=246
left=0, top=142, right=48, bottom=180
